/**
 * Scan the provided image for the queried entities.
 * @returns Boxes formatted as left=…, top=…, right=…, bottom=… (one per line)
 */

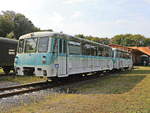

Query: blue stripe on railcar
left=16, top=53, right=58, bottom=66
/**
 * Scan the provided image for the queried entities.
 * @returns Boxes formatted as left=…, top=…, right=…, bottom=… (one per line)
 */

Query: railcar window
left=59, top=39, right=62, bottom=53
left=112, top=50, right=115, bottom=57
left=53, top=39, right=58, bottom=53
left=97, top=46, right=103, bottom=56
left=91, top=45, right=97, bottom=56
left=108, top=48, right=112, bottom=57
left=84, top=44, right=91, bottom=55
left=116, top=51, right=120, bottom=58
left=69, top=41, right=81, bottom=55
left=63, top=40, right=67, bottom=53
left=24, top=38, right=37, bottom=53
left=81, top=43, right=85, bottom=55
left=106, top=48, right=110, bottom=57
left=103, top=47, right=109, bottom=57
left=18, top=39, right=24, bottom=53
left=38, top=37, right=49, bottom=53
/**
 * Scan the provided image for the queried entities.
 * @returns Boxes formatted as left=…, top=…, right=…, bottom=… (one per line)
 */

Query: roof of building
left=129, top=47, right=150, bottom=56
left=109, top=44, right=132, bottom=52
left=109, top=44, right=150, bottom=56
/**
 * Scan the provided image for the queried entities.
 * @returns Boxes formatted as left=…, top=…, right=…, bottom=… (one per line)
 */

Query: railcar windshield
left=18, top=39, right=24, bottom=53
left=38, top=37, right=49, bottom=53
left=24, top=38, right=37, bottom=53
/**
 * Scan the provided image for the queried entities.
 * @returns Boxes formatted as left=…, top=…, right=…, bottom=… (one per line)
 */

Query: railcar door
left=58, top=39, right=67, bottom=76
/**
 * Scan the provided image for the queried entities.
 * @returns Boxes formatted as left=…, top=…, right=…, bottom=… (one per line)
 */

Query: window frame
left=24, top=37, right=38, bottom=53
left=38, top=37, right=49, bottom=53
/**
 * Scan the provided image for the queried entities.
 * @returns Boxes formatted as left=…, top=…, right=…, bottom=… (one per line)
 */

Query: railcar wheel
left=3, top=68, right=11, bottom=74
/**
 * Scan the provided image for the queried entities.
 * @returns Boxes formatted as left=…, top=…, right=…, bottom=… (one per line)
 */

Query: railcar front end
left=14, top=32, right=62, bottom=78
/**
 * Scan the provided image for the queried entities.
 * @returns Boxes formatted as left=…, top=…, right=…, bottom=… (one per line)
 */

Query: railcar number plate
left=55, top=64, right=59, bottom=68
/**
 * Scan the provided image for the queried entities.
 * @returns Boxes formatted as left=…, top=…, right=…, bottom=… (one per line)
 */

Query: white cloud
left=63, top=0, right=94, bottom=4
left=36, top=12, right=65, bottom=31
left=143, top=0, right=150, bottom=4
left=0, top=0, right=44, bottom=12
left=49, top=12, right=64, bottom=25
left=71, top=11, right=82, bottom=19
left=57, top=17, right=150, bottom=38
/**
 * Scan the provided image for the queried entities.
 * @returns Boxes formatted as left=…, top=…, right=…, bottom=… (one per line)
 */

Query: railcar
left=0, top=37, right=18, bottom=74
left=14, top=32, right=114, bottom=79
left=112, top=48, right=133, bottom=70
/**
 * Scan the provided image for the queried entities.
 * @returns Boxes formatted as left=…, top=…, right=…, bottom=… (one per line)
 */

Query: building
left=129, top=47, right=150, bottom=65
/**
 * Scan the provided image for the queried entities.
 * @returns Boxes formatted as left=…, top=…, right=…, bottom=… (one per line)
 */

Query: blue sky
left=0, top=0, right=150, bottom=37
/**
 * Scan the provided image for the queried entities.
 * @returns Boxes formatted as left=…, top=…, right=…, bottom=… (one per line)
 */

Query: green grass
left=4, top=66, right=150, bottom=113
left=75, top=70, right=146, bottom=94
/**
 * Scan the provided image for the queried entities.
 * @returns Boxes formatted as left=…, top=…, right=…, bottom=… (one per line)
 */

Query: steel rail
left=0, top=81, right=48, bottom=91
left=0, top=84, right=52, bottom=98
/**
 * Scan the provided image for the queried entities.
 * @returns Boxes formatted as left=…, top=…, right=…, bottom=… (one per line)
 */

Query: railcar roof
left=0, top=37, right=18, bottom=44
left=112, top=48, right=129, bottom=52
left=19, top=31, right=111, bottom=48
left=19, top=32, right=59, bottom=39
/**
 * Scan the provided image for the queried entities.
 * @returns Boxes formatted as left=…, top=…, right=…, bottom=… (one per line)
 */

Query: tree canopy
left=75, top=34, right=111, bottom=45
left=111, top=34, right=146, bottom=46
left=0, top=11, right=40, bottom=39
left=75, top=34, right=149, bottom=47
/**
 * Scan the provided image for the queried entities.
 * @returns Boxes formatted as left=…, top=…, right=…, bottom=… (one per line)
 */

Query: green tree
left=75, top=34, right=86, bottom=39
left=6, top=31, right=15, bottom=39
left=111, top=34, right=145, bottom=47
left=0, top=11, right=15, bottom=37
left=13, top=13, right=40, bottom=39
left=144, top=38, right=150, bottom=46
left=96, top=38, right=110, bottom=45
left=75, top=34, right=110, bottom=45
left=0, top=10, right=40, bottom=39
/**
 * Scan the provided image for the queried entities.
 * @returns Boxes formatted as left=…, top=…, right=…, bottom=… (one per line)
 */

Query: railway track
left=0, top=75, right=98, bottom=98
left=0, top=70, right=130, bottom=99
left=0, top=81, right=56, bottom=98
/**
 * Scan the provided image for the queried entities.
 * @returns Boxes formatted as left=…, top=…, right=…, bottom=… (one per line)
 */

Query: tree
left=13, top=13, right=40, bottom=39
left=144, top=38, right=150, bottom=46
left=75, top=34, right=86, bottom=39
left=0, top=10, right=40, bottom=39
left=111, top=34, right=146, bottom=47
left=0, top=11, right=15, bottom=37
left=6, top=31, right=15, bottom=39
left=95, top=38, right=110, bottom=45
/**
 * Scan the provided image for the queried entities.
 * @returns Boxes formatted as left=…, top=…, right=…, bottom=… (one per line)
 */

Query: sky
left=0, top=0, right=150, bottom=38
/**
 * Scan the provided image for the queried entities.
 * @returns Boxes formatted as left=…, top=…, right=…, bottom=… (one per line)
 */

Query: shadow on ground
left=58, top=73, right=146, bottom=95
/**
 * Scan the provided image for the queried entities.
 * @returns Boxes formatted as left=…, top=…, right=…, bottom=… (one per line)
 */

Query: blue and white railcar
left=112, top=48, right=133, bottom=70
left=15, top=32, right=113, bottom=79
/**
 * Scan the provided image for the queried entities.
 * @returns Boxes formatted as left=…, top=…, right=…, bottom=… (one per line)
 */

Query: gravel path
left=0, top=87, right=56, bottom=113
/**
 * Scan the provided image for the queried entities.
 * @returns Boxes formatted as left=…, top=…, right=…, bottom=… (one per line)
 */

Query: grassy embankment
left=0, top=69, right=46, bottom=84
left=6, top=66, right=150, bottom=113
